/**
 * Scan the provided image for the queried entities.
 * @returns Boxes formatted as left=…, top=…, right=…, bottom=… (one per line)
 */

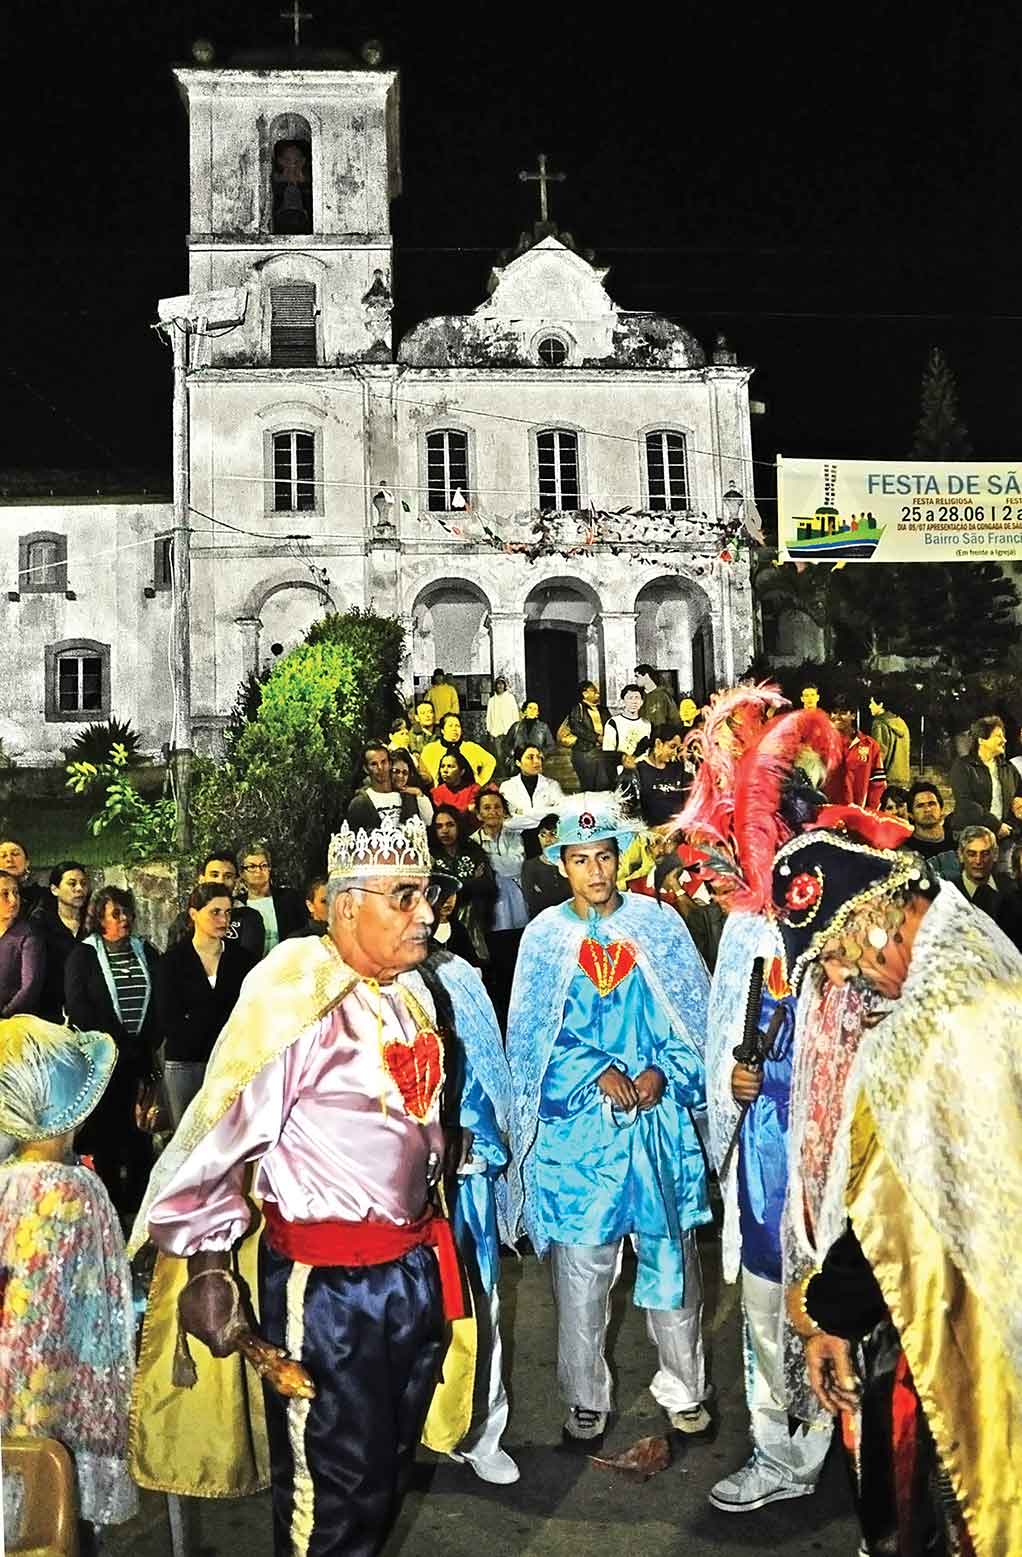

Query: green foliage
left=190, top=608, right=405, bottom=885
left=62, top=717, right=142, bottom=766
left=65, top=745, right=176, bottom=862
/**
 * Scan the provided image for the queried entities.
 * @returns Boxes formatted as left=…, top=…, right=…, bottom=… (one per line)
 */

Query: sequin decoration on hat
left=770, top=830, right=929, bottom=990
left=542, top=793, right=641, bottom=864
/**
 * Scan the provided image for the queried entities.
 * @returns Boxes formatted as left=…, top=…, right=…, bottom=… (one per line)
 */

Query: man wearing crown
left=128, top=814, right=509, bottom=1557
left=505, top=795, right=712, bottom=1447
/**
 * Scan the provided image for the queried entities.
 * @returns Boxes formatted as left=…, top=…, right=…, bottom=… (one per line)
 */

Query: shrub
left=63, top=717, right=142, bottom=766
left=190, top=608, right=404, bottom=885
left=66, top=744, right=176, bottom=861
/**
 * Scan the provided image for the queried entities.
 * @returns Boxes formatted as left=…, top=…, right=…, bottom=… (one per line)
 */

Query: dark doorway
left=525, top=625, right=582, bottom=731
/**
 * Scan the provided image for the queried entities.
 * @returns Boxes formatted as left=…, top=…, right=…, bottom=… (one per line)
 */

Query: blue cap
left=0, top=1018, right=117, bottom=1144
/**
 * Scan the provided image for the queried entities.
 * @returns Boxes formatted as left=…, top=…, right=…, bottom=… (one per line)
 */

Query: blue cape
left=505, top=892, right=709, bottom=1254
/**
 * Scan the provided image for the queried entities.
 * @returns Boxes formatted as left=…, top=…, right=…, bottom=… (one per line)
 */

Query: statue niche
left=272, top=138, right=313, bottom=235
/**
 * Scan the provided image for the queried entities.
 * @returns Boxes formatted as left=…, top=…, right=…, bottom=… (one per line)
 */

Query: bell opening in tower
left=272, top=138, right=313, bottom=234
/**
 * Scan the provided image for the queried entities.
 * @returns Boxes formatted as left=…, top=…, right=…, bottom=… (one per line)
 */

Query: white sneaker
left=452, top=1447, right=520, bottom=1485
left=669, top=1404, right=712, bottom=1434
left=708, top=1456, right=815, bottom=1513
left=562, top=1406, right=608, bottom=1442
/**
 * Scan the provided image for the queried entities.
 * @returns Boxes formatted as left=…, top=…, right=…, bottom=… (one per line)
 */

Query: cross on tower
left=518, top=153, right=566, bottom=225
left=280, top=0, right=313, bottom=47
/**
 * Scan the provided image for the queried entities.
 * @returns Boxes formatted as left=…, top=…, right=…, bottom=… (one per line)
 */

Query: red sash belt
left=262, top=1201, right=467, bottom=1320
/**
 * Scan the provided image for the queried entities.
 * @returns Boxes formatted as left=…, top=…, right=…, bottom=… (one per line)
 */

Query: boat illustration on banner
left=785, top=461, right=885, bottom=560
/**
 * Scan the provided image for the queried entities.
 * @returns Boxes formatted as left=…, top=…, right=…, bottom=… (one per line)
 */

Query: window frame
left=263, top=424, right=324, bottom=516
left=530, top=327, right=574, bottom=368
left=153, top=534, right=174, bottom=592
left=269, top=281, right=319, bottom=367
left=421, top=425, right=473, bottom=512
left=531, top=425, right=585, bottom=512
left=44, top=639, right=111, bottom=723
left=640, top=425, right=693, bottom=513
left=19, top=530, right=68, bottom=594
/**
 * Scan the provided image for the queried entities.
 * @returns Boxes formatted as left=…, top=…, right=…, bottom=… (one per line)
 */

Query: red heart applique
left=578, top=939, right=637, bottom=997
left=381, top=1028, right=444, bottom=1122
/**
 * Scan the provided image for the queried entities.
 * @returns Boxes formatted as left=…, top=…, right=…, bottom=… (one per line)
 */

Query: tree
left=190, top=608, right=405, bottom=884
left=911, top=346, right=972, bottom=461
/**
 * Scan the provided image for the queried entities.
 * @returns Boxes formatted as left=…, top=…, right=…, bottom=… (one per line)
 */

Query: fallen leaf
left=589, top=1434, right=671, bottom=1481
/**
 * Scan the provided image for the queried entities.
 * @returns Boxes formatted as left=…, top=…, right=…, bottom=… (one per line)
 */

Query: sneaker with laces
left=669, top=1404, right=712, bottom=1434
left=562, top=1406, right=608, bottom=1445
left=708, top=1455, right=815, bottom=1513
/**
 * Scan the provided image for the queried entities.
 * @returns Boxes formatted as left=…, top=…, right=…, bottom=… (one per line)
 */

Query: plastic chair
left=1, top=1436, right=79, bottom=1555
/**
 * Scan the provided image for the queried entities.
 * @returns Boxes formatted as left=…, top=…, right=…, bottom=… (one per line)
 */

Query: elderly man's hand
left=598, top=1066, right=640, bottom=1109
left=805, top=1332, right=861, bottom=1416
left=1012, top=796, right=1022, bottom=821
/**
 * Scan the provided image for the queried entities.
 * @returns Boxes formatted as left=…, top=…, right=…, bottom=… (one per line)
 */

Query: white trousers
left=742, top=1266, right=832, bottom=1483
left=550, top=1233, right=705, bottom=1414
left=455, top=1286, right=510, bottom=1466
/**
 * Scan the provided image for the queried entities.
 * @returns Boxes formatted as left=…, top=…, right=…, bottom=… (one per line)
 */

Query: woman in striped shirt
left=64, top=886, right=163, bottom=1214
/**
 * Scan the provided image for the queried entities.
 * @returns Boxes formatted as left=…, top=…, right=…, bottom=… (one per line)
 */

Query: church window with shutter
left=270, top=284, right=317, bottom=366
left=645, top=430, right=689, bottom=511
left=535, top=429, right=580, bottom=510
left=425, top=430, right=470, bottom=511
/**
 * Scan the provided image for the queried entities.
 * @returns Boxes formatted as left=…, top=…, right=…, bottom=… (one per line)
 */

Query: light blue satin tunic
left=533, top=904, right=710, bottom=1306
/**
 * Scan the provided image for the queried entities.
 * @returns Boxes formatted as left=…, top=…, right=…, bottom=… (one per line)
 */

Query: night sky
left=5, top=1, right=1019, bottom=519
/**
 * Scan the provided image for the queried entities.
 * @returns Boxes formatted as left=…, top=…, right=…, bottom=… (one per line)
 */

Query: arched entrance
left=634, top=575, right=715, bottom=704
left=409, top=581, right=493, bottom=736
left=237, top=577, right=335, bottom=678
left=523, top=579, right=603, bottom=730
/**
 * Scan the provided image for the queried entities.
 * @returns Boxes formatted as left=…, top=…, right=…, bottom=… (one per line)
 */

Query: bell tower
left=174, top=53, right=400, bottom=365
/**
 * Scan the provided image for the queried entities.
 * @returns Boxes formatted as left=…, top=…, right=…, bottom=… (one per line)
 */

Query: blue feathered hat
left=543, top=793, right=642, bottom=864
left=0, top=1018, right=117, bottom=1148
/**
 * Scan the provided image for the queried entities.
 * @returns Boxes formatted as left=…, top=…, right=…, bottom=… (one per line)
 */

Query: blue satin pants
left=258, top=1241, right=443, bottom=1557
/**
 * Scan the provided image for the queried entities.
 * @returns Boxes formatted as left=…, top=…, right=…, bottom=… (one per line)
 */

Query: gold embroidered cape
left=128, top=937, right=475, bottom=1495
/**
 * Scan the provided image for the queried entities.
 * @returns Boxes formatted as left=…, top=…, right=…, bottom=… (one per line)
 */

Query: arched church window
left=425, top=430, right=470, bottom=511
left=536, top=429, right=580, bottom=511
left=271, top=284, right=317, bottom=365
left=645, top=430, right=689, bottom=511
left=273, top=430, right=317, bottom=511
left=270, top=118, right=314, bottom=235
left=537, top=335, right=568, bottom=368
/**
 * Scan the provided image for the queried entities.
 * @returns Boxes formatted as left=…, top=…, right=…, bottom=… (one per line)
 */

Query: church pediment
left=398, top=238, right=705, bottom=370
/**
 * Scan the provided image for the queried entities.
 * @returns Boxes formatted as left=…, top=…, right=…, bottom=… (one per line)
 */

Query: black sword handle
left=733, top=957, right=766, bottom=1067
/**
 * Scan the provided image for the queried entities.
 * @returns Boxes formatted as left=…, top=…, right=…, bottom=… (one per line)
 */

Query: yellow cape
left=128, top=937, right=475, bottom=1494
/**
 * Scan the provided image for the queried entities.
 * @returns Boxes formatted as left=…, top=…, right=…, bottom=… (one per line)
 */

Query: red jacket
left=826, top=730, right=887, bottom=810
left=431, top=782, right=481, bottom=813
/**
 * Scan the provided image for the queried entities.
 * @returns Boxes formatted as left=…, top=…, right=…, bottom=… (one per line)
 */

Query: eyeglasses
left=349, top=883, right=444, bottom=913
left=243, top=862, right=270, bottom=872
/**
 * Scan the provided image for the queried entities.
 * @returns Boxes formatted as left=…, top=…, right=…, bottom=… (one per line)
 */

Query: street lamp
left=155, top=286, right=247, bottom=853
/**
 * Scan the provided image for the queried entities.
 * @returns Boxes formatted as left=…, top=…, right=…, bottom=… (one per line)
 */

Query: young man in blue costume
left=506, top=795, right=711, bottom=1447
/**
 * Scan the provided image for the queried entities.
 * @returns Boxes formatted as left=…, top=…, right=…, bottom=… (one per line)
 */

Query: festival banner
left=777, top=458, right=1022, bottom=563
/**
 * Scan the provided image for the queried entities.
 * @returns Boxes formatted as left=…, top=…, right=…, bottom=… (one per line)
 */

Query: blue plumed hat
left=772, top=829, right=930, bottom=990
left=0, top=1018, right=117, bottom=1148
left=543, top=793, right=642, bottom=864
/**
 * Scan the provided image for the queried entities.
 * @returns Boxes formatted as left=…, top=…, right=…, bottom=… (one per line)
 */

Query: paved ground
left=108, top=1231, right=860, bottom=1556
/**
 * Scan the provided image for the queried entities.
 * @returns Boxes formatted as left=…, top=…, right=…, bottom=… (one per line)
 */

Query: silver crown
left=328, top=814, right=432, bottom=880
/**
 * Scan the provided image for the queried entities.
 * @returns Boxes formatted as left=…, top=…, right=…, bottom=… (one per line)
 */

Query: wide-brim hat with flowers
left=543, top=793, right=641, bottom=864
left=0, top=1017, right=117, bottom=1145
left=772, top=829, right=931, bottom=990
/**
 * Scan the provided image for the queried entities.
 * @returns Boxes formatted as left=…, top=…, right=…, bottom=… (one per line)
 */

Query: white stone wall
left=0, top=501, right=175, bottom=763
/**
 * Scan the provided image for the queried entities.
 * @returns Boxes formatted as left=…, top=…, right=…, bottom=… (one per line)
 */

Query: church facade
left=0, top=53, right=756, bottom=764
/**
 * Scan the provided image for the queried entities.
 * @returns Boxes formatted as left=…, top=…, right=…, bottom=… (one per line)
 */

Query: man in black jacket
left=168, top=850, right=265, bottom=958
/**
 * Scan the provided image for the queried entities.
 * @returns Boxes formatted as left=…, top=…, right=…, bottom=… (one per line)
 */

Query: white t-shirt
left=366, top=787, right=433, bottom=824
left=247, top=893, right=280, bottom=952
left=603, top=714, right=651, bottom=759
left=983, top=759, right=1003, bottom=820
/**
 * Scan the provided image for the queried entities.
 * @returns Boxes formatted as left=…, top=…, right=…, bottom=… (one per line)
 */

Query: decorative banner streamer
left=778, top=457, right=1022, bottom=564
